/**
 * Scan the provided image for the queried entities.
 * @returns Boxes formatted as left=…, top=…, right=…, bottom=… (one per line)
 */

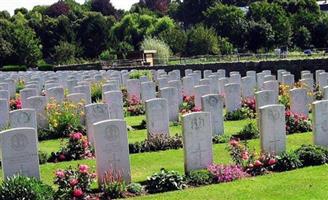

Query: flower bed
left=285, top=110, right=312, bottom=134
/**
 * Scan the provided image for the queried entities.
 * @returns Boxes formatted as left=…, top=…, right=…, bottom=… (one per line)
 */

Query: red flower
left=268, top=158, right=277, bottom=165
left=73, top=188, right=84, bottom=197
left=71, top=132, right=83, bottom=140
left=69, top=178, right=79, bottom=187
left=254, top=160, right=263, bottom=167
left=79, top=165, right=89, bottom=173
left=55, top=170, right=65, bottom=178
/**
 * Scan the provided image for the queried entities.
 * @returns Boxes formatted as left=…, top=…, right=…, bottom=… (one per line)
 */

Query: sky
left=0, top=0, right=139, bottom=15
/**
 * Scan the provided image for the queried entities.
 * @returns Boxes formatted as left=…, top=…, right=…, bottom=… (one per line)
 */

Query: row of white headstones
left=0, top=68, right=328, bottom=184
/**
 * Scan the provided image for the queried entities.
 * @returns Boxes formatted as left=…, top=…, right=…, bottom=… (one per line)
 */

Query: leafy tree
left=247, top=20, right=275, bottom=52
left=274, top=0, right=320, bottom=15
left=0, top=11, right=10, bottom=20
left=218, top=36, right=234, bottom=55
left=90, top=0, right=117, bottom=17
left=151, top=16, right=175, bottom=36
left=293, top=26, right=311, bottom=49
left=139, top=0, right=171, bottom=14
left=186, top=24, right=219, bottom=56
left=45, top=1, right=71, bottom=18
left=248, top=1, right=292, bottom=48
left=159, top=27, right=187, bottom=55
left=0, top=37, right=13, bottom=66
left=112, top=13, right=156, bottom=50
left=77, top=12, right=115, bottom=58
left=205, top=3, right=248, bottom=48
left=312, top=15, right=328, bottom=48
left=180, top=0, right=218, bottom=27
left=54, top=41, right=78, bottom=64
left=14, top=8, right=28, bottom=16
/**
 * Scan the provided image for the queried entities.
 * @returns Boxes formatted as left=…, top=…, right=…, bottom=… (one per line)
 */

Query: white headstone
left=201, top=94, right=224, bottom=135
left=103, top=91, right=124, bottom=120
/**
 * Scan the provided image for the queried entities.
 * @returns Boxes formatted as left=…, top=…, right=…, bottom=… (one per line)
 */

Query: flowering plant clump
left=126, top=95, right=145, bottom=116
left=285, top=110, right=312, bottom=134
left=224, top=108, right=249, bottom=121
left=48, top=132, right=93, bottom=163
left=101, top=169, right=127, bottom=199
left=47, top=100, right=85, bottom=138
left=227, top=139, right=277, bottom=176
left=279, top=84, right=290, bottom=109
left=313, top=85, right=323, bottom=100
left=54, top=165, right=96, bottom=200
left=16, top=79, right=25, bottom=93
left=179, top=96, right=201, bottom=115
left=207, top=164, right=248, bottom=183
left=91, top=82, right=103, bottom=103
left=9, top=97, right=22, bottom=111
left=242, top=97, right=256, bottom=116
left=122, top=88, right=128, bottom=107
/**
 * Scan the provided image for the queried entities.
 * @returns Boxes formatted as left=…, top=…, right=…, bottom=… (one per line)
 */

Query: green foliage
left=247, top=19, right=275, bottom=52
left=146, top=168, right=186, bottom=193
left=205, top=3, right=248, bottom=48
left=129, top=70, right=152, bottom=80
left=126, top=183, right=143, bottom=195
left=187, top=170, right=214, bottom=186
left=212, top=134, right=231, bottom=144
left=224, top=108, right=249, bottom=121
left=0, top=175, right=54, bottom=200
left=186, top=24, right=219, bottom=56
left=39, top=151, right=49, bottom=165
left=159, top=27, right=187, bottom=55
left=273, top=152, right=303, bottom=172
left=99, top=49, right=117, bottom=60
left=141, top=37, right=171, bottom=64
left=1, top=65, right=27, bottom=71
left=91, top=82, right=103, bottom=102
left=37, top=63, right=54, bottom=71
left=54, top=41, right=78, bottom=65
left=129, top=134, right=183, bottom=154
left=234, top=122, right=259, bottom=140
left=295, top=145, right=328, bottom=167
left=293, top=26, right=312, bottom=49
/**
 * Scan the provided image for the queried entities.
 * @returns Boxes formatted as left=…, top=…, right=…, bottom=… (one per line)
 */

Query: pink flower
left=72, top=132, right=83, bottom=140
left=73, top=188, right=84, bottom=197
left=254, top=160, right=263, bottom=167
left=69, top=178, right=79, bottom=187
left=229, top=140, right=239, bottom=147
left=56, top=170, right=65, bottom=178
left=242, top=151, right=249, bottom=160
left=59, top=154, right=66, bottom=161
left=79, top=165, right=89, bottom=174
left=268, top=158, right=277, bottom=165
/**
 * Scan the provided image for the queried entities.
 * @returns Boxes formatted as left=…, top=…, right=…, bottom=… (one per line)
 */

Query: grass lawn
left=132, top=165, right=328, bottom=200
left=32, top=115, right=322, bottom=199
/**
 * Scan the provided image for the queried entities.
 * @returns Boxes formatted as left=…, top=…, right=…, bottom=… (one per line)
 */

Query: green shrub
left=187, top=170, right=214, bottom=186
left=53, top=41, right=78, bottom=65
left=273, top=152, right=303, bottom=172
left=234, top=122, right=259, bottom=140
left=129, top=134, right=183, bottom=154
left=126, top=183, right=143, bottom=195
left=39, top=151, right=49, bottom=165
left=38, top=64, right=54, bottom=71
left=224, top=108, right=248, bottom=121
left=212, top=134, right=231, bottom=144
left=91, top=82, right=103, bottom=102
left=186, top=24, right=219, bottom=56
left=101, top=169, right=126, bottom=199
left=295, top=145, right=328, bottom=166
left=146, top=168, right=186, bottom=193
left=159, top=27, right=187, bottom=55
left=2, top=65, right=27, bottom=71
left=0, top=175, right=54, bottom=200
left=99, top=50, right=117, bottom=61
left=129, top=70, right=152, bottom=80
left=141, top=37, right=171, bottom=65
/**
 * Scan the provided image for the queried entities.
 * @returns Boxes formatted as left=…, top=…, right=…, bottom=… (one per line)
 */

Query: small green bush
left=99, top=50, right=117, bottom=61
left=38, top=64, right=54, bottom=71
left=126, top=183, right=143, bottom=195
left=295, top=145, right=328, bottom=166
left=187, top=170, right=214, bottom=186
left=2, top=65, right=27, bottom=71
left=146, top=168, right=186, bottom=193
left=39, top=151, right=49, bottom=165
left=234, top=122, right=259, bottom=140
left=224, top=108, right=248, bottom=121
left=129, top=70, right=152, bottom=80
left=212, top=134, right=231, bottom=144
left=0, top=175, right=54, bottom=200
left=273, top=152, right=303, bottom=172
